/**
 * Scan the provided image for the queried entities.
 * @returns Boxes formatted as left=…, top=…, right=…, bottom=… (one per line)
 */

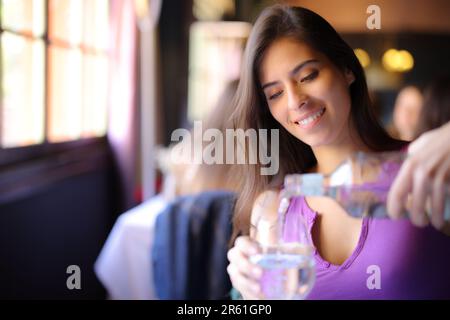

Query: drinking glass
left=250, top=193, right=316, bottom=300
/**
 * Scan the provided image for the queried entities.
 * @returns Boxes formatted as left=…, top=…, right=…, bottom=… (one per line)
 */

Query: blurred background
left=0, top=0, right=449, bottom=299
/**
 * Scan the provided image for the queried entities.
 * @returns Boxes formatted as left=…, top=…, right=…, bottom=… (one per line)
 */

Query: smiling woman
left=226, top=4, right=450, bottom=300
left=260, top=38, right=355, bottom=148
left=229, top=4, right=405, bottom=246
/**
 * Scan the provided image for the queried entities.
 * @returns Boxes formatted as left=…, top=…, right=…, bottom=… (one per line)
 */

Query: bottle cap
left=284, top=173, right=324, bottom=196
left=301, top=174, right=324, bottom=196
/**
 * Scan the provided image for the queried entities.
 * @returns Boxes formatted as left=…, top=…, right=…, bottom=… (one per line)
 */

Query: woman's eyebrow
left=261, top=80, right=278, bottom=90
left=289, top=59, right=319, bottom=77
left=261, top=59, right=319, bottom=90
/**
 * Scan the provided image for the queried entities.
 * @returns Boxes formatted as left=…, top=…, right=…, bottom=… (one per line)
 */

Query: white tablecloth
left=94, top=195, right=168, bottom=300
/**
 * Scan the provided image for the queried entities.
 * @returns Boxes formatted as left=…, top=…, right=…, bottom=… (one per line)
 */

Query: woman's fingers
left=234, top=236, right=260, bottom=257
left=387, top=156, right=414, bottom=219
left=388, top=125, right=450, bottom=231
left=226, top=236, right=263, bottom=300
left=226, top=263, right=262, bottom=299
left=430, top=156, right=450, bottom=229
left=410, top=163, right=430, bottom=227
left=227, top=243, right=262, bottom=280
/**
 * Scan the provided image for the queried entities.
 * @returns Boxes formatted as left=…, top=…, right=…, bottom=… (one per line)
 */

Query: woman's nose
left=287, top=86, right=308, bottom=110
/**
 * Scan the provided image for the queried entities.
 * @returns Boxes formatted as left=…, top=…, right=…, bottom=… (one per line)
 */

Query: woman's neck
left=311, top=133, right=370, bottom=175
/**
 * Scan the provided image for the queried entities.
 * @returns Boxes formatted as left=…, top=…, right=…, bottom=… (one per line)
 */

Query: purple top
left=284, top=196, right=450, bottom=299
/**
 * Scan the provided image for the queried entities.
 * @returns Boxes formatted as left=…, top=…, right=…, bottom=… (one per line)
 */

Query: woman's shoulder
left=281, top=197, right=317, bottom=244
left=252, top=192, right=314, bottom=227
left=287, top=196, right=317, bottom=220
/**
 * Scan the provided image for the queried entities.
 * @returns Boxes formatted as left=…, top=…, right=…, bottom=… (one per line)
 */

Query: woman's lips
left=294, top=107, right=326, bottom=129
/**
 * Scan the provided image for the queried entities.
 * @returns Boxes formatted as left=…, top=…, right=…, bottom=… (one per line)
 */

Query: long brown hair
left=229, top=5, right=406, bottom=243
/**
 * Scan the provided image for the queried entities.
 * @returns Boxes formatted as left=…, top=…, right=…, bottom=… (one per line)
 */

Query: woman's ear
left=344, top=69, right=355, bottom=86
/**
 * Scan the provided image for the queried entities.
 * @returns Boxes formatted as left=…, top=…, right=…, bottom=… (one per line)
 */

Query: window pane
left=1, top=32, right=45, bottom=148
left=49, top=0, right=83, bottom=45
left=83, top=0, right=110, bottom=50
left=48, top=46, right=82, bottom=142
left=1, top=0, right=45, bottom=36
left=82, top=54, right=109, bottom=137
left=188, top=22, right=251, bottom=121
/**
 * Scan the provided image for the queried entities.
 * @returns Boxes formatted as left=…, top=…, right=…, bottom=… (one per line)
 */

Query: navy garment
left=152, top=191, right=236, bottom=300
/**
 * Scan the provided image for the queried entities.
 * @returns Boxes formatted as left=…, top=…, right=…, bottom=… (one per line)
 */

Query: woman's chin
left=297, top=135, right=333, bottom=148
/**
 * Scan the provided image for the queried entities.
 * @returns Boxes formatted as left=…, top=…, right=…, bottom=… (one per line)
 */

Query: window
left=187, top=21, right=251, bottom=121
left=0, top=0, right=110, bottom=148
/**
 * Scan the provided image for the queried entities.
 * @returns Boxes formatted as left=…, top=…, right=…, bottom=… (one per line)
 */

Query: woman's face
left=259, top=37, right=355, bottom=147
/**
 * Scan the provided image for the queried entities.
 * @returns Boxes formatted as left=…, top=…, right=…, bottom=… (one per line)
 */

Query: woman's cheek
left=270, top=101, right=288, bottom=125
left=322, top=74, right=351, bottom=112
left=305, top=74, right=335, bottom=101
left=316, top=74, right=337, bottom=97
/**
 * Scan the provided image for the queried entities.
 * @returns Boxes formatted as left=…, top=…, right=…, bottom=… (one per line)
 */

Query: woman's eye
left=268, top=91, right=283, bottom=100
left=300, top=70, right=318, bottom=83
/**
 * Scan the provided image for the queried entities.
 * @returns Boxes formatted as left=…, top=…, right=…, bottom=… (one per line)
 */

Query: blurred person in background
left=95, top=80, right=239, bottom=299
left=388, top=85, right=423, bottom=141
left=175, top=79, right=240, bottom=195
left=415, top=75, right=450, bottom=138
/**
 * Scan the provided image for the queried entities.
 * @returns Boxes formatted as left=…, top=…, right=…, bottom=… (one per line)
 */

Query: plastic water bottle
left=281, top=151, right=450, bottom=219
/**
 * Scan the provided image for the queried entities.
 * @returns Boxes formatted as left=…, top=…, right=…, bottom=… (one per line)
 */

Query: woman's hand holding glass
left=227, top=190, right=315, bottom=300
left=226, top=190, right=279, bottom=300
left=227, top=235, right=263, bottom=300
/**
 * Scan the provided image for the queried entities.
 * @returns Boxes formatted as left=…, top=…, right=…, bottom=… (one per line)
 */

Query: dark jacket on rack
left=152, top=191, right=236, bottom=300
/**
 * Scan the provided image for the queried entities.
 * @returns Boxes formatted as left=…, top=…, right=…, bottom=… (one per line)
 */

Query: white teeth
left=297, top=108, right=325, bottom=126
